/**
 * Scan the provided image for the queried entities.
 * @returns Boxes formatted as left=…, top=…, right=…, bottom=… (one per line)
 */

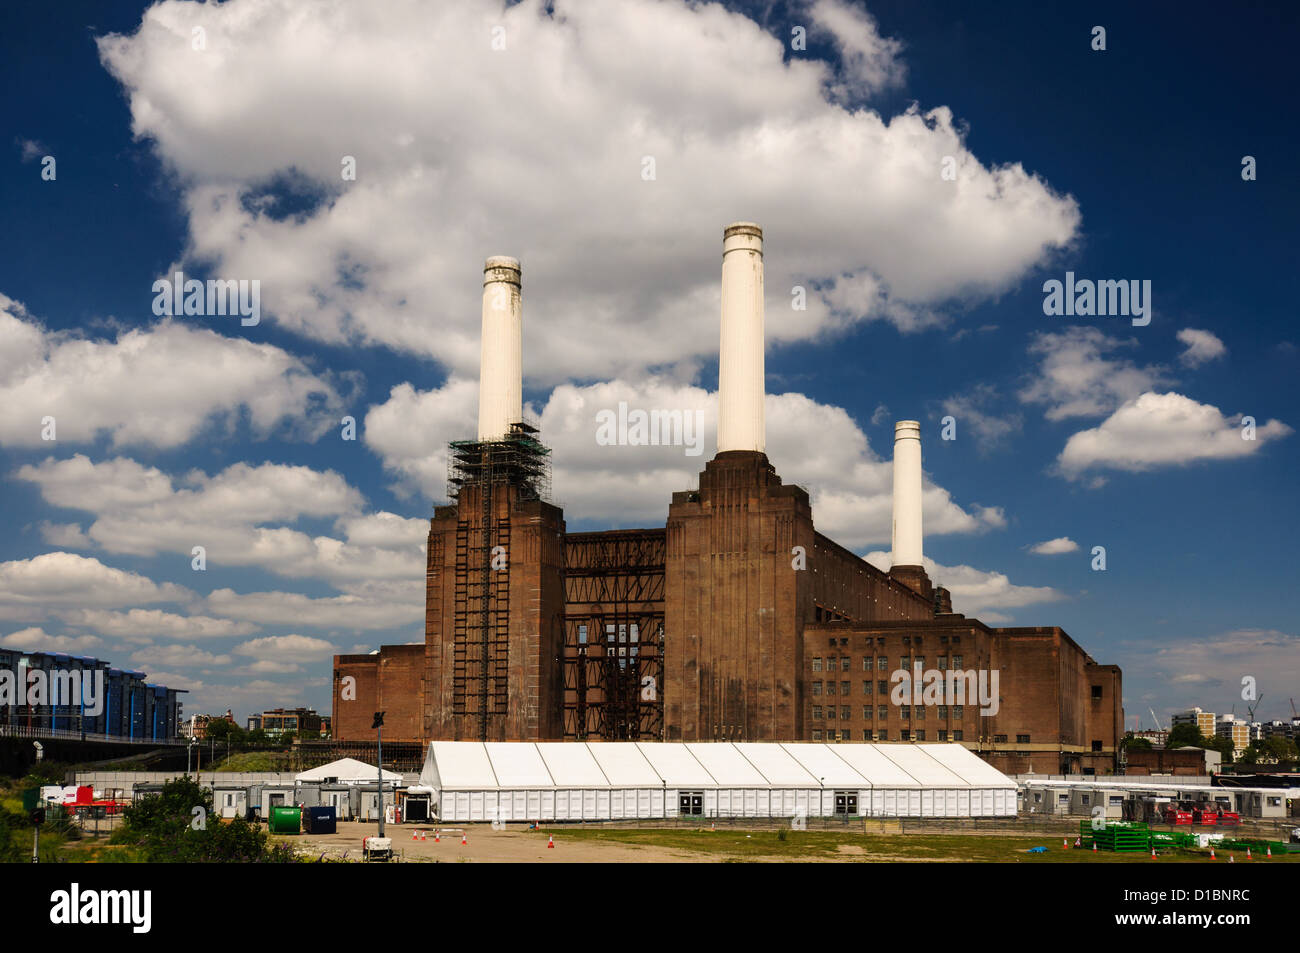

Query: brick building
left=334, top=223, right=1124, bottom=774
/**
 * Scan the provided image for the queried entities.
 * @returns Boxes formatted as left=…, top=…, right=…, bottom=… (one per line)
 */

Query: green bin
left=269, top=806, right=302, bottom=834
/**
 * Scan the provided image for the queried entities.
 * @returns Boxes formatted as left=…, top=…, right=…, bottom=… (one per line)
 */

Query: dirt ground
left=284, top=821, right=705, bottom=863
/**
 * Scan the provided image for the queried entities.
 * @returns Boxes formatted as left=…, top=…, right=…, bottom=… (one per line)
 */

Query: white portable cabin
left=420, top=741, right=1018, bottom=822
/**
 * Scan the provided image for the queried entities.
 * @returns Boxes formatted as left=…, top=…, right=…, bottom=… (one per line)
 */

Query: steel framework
left=446, top=422, right=551, bottom=740
left=562, top=530, right=666, bottom=741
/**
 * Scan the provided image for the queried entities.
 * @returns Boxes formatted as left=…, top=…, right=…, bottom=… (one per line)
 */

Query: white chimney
left=476, top=256, right=523, bottom=441
left=891, top=420, right=923, bottom=568
left=717, top=222, right=765, bottom=453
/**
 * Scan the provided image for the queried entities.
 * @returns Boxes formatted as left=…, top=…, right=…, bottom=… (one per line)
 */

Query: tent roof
left=779, top=743, right=871, bottom=787
left=587, top=742, right=662, bottom=787
left=874, top=744, right=972, bottom=787
left=419, top=742, right=1017, bottom=791
left=295, top=757, right=401, bottom=783
left=536, top=742, right=609, bottom=787
left=684, top=742, right=768, bottom=786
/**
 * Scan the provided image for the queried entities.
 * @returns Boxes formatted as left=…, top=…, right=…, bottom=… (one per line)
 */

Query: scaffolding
left=562, top=530, right=666, bottom=741
left=446, top=422, right=552, bottom=741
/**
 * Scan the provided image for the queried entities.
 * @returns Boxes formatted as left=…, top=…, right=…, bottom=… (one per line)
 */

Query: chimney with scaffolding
left=423, top=256, right=566, bottom=743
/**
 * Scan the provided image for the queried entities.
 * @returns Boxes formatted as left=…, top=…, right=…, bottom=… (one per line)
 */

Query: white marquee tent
left=420, top=741, right=1016, bottom=822
left=295, top=757, right=402, bottom=785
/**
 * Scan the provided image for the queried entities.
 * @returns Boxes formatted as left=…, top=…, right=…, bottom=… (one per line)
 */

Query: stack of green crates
left=1080, top=819, right=1151, bottom=852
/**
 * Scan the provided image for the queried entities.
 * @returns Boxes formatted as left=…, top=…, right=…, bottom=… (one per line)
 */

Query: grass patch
left=534, top=827, right=1300, bottom=863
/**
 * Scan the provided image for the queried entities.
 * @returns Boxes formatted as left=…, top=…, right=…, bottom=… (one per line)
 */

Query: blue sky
left=1, top=0, right=1296, bottom=729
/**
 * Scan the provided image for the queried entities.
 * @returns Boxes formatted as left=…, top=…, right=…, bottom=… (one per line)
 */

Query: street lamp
left=31, top=742, right=44, bottom=863
left=372, top=712, right=385, bottom=838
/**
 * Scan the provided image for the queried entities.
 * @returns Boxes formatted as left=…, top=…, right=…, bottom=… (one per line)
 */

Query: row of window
left=822, top=635, right=963, bottom=647
left=811, top=705, right=966, bottom=720
left=811, top=655, right=965, bottom=673
left=810, top=729, right=966, bottom=742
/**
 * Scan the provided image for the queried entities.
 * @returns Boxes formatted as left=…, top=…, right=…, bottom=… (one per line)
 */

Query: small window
left=937, top=705, right=948, bottom=720
left=812, top=681, right=822, bottom=695
left=826, top=682, right=836, bottom=695
left=952, top=706, right=963, bottom=718
left=903, top=636, right=911, bottom=645
left=1016, top=734, right=1030, bottom=744
left=878, top=680, right=888, bottom=694
left=578, top=624, right=587, bottom=644
left=952, top=655, right=963, bottom=668
left=915, top=707, right=925, bottom=720
left=878, top=705, right=888, bottom=719
left=900, top=729, right=910, bottom=741
left=840, top=657, right=850, bottom=672
left=840, top=681, right=851, bottom=696
left=863, top=681, right=872, bottom=695
left=1091, top=740, right=1103, bottom=752
left=915, top=730, right=925, bottom=741
left=1081, top=794, right=1090, bottom=805
left=993, top=734, right=1007, bottom=743
left=812, top=706, right=823, bottom=719
left=1091, top=685, right=1103, bottom=700
left=812, top=657, right=823, bottom=672
left=812, top=729, right=823, bottom=741
left=840, top=706, right=850, bottom=720
left=877, top=656, right=887, bottom=671
left=900, top=706, right=911, bottom=720
left=862, top=729, right=872, bottom=741
left=826, top=707, right=836, bottom=720
left=878, top=730, right=888, bottom=741
left=862, top=706, right=871, bottom=719
left=938, top=656, right=948, bottom=670
left=862, top=657, right=871, bottom=671
left=952, top=730, right=963, bottom=741
left=938, top=730, right=947, bottom=741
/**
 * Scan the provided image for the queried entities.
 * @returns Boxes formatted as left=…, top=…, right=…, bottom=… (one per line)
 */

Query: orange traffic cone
left=1266, top=845, right=1272, bottom=858
left=1209, top=847, right=1215, bottom=859
left=1092, top=842, right=1097, bottom=852
left=547, top=835, right=555, bottom=849
left=434, top=829, right=440, bottom=842
left=1063, top=838, right=1068, bottom=849
left=1150, top=847, right=1157, bottom=859
left=461, top=833, right=468, bottom=845
left=1229, top=854, right=1235, bottom=863
left=1074, top=837, right=1081, bottom=848
left=1246, top=847, right=1252, bottom=859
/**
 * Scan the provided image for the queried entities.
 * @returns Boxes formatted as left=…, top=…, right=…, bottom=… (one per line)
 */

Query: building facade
left=333, top=223, right=1124, bottom=774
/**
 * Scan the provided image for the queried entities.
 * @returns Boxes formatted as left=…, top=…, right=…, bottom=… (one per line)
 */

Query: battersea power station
left=334, top=223, right=1123, bottom=775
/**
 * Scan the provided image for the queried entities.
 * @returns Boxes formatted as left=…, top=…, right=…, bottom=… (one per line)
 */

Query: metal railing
left=0, top=724, right=185, bottom=746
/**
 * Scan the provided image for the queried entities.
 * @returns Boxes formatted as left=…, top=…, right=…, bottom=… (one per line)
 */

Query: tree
left=204, top=718, right=245, bottom=746
left=115, top=776, right=296, bottom=863
left=1262, top=736, right=1298, bottom=764
left=1122, top=734, right=1153, bottom=750
left=1165, top=723, right=1203, bottom=749
left=1202, top=735, right=1235, bottom=764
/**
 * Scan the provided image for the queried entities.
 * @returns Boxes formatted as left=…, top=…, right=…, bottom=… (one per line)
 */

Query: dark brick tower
left=423, top=442, right=566, bottom=741
left=664, top=451, right=815, bottom=740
